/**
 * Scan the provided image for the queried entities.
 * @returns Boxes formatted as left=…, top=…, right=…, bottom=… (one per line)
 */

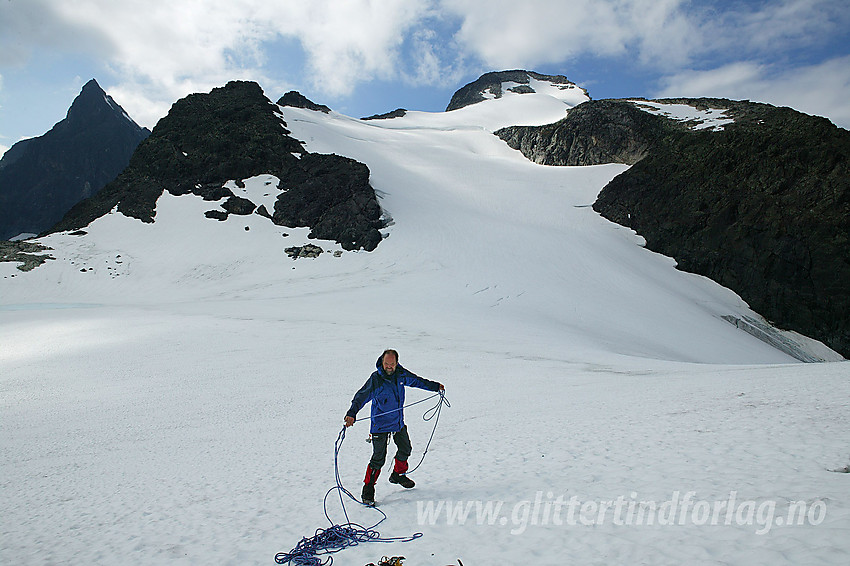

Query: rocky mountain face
left=496, top=99, right=662, bottom=165
left=361, top=108, right=407, bottom=121
left=276, top=91, right=331, bottom=114
left=498, top=96, right=850, bottom=358
left=445, top=69, right=588, bottom=111
left=0, top=79, right=150, bottom=240
left=52, top=81, right=384, bottom=251
left=13, top=69, right=847, bottom=357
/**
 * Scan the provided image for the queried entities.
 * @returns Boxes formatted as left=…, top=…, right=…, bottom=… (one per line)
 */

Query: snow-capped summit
left=349, top=70, right=590, bottom=134
left=446, top=70, right=590, bottom=112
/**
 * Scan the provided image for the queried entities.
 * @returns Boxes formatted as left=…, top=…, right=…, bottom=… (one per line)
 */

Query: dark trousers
left=369, top=425, right=412, bottom=470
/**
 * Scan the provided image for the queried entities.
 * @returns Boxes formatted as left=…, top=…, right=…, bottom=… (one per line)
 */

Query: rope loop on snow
left=275, top=392, right=449, bottom=566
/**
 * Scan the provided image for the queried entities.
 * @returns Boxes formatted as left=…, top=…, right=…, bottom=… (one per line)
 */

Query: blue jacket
left=347, top=357, right=441, bottom=433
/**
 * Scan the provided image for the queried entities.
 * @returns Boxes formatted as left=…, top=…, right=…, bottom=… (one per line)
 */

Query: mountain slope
left=2, top=78, right=829, bottom=364
left=50, top=81, right=384, bottom=251
left=1, top=76, right=848, bottom=566
left=497, top=97, right=850, bottom=358
left=0, top=79, right=150, bottom=240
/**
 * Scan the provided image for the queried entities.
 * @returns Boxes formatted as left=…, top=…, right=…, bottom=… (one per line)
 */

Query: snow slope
left=2, top=87, right=848, bottom=566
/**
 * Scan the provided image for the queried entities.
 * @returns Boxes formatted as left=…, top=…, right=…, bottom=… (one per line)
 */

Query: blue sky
left=2, top=0, right=849, bottom=157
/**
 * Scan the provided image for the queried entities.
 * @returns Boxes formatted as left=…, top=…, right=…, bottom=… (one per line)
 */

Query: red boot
left=362, top=466, right=380, bottom=505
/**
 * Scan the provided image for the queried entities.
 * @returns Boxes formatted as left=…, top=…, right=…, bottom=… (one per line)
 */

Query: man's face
left=383, top=353, right=397, bottom=375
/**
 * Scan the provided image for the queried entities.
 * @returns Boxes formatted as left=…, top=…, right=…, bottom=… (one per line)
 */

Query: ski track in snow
left=2, top=88, right=848, bottom=565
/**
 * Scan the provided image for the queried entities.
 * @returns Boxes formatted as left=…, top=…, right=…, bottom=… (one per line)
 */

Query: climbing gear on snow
left=275, top=391, right=450, bottom=566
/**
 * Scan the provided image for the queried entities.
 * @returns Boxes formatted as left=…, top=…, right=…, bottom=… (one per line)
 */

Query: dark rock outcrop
left=274, top=153, right=382, bottom=251
left=51, top=81, right=304, bottom=229
left=221, top=196, right=256, bottom=215
left=285, top=243, right=324, bottom=259
left=446, top=70, right=588, bottom=112
left=0, top=79, right=150, bottom=240
left=362, top=108, right=407, bottom=121
left=0, top=240, right=55, bottom=271
left=277, top=91, right=331, bottom=113
left=50, top=81, right=384, bottom=252
left=204, top=209, right=229, bottom=221
left=500, top=97, right=850, bottom=358
left=496, top=99, right=663, bottom=165
left=597, top=103, right=849, bottom=357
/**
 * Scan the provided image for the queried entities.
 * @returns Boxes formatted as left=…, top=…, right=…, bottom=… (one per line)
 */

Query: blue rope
left=353, top=391, right=447, bottom=424
left=275, top=392, right=450, bottom=566
left=407, top=392, right=450, bottom=474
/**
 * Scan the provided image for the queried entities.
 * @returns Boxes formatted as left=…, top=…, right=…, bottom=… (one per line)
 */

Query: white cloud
left=399, top=25, right=468, bottom=89
left=445, top=0, right=634, bottom=66
left=657, top=62, right=766, bottom=96
left=439, top=0, right=703, bottom=69
left=46, top=1, right=280, bottom=125
left=2, top=0, right=848, bottom=132
left=437, top=0, right=850, bottom=77
left=655, top=56, right=850, bottom=129
left=2, top=1, right=438, bottom=127
left=0, top=1, right=111, bottom=67
left=712, top=0, right=848, bottom=54
left=273, top=0, right=433, bottom=95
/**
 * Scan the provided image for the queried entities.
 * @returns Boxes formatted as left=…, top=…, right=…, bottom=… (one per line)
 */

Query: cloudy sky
left=2, top=0, right=849, bottom=156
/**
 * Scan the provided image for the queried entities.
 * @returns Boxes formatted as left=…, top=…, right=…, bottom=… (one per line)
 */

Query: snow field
left=2, top=308, right=847, bottom=565
left=2, top=86, right=847, bottom=565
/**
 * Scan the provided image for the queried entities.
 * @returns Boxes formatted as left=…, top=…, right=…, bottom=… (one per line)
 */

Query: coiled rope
left=275, top=391, right=450, bottom=566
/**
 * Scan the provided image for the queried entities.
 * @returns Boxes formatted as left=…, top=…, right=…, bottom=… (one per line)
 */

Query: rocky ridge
left=0, top=240, right=55, bottom=272
left=498, top=96, right=849, bottom=358
left=51, top=82, right=384, bottom=252
left=0, top=79, right=150, bottom=240
left=361, top=108, right=407, bottom=121
left=277, top=91, right=331, bottom=114
left=496, top=99, right=662, bottom=165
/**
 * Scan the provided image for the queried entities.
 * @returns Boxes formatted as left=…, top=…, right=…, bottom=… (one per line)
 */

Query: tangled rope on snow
left=275, top=391, right=450, bottom=566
